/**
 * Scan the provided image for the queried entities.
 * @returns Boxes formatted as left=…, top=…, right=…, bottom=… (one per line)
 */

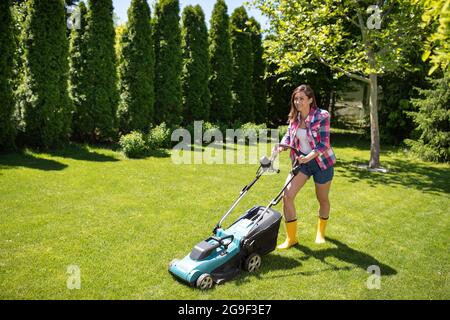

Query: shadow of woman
left=295, top=237, right=397, bottom=276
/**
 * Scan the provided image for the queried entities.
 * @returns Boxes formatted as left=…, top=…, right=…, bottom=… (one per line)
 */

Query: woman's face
left=293, top=91, right=312, bottom=113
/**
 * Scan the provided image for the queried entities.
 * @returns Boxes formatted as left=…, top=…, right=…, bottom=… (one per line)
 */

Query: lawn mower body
left=169, top=145, right=300, bottom=289
left=168, top=205, right=282, bottom=286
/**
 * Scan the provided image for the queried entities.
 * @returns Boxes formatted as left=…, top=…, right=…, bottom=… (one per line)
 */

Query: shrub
left=148, top=122, right=172, bottom=149
left=240, top=122, right=268, bottom=141
left=278, top=125, right=288, bottom=141
left=119, top=131, right=148, bottom=158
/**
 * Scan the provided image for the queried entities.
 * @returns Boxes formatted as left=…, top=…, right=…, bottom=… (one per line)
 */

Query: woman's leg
left=277, top=171, right=309, bottom=249
left=314, top=180, right=332, bottom=243
left=282, top=171, right=309, bottom=221
left=314, top=180, right=332, bottom=218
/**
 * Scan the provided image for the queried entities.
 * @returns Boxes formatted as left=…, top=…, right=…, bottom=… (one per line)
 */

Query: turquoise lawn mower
left=168, top=144, right=303, bottom=289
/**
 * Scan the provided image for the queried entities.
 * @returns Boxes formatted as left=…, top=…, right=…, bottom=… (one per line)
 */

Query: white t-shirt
left=296, top=128, right=312, bottom=154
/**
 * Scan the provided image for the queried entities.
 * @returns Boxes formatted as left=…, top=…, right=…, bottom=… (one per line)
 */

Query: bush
left=278, top=125, right=288, bottom=141
left=119, top=131, right=148, bottom=158
left=203, top=121, right=220, bottom=132
left=240, top=122, right=268, bottom=142
left=147, top=122, right=171, bottom=149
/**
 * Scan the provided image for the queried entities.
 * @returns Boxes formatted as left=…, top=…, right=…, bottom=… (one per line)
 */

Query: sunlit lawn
left=1, top=130, right=449, bottom=299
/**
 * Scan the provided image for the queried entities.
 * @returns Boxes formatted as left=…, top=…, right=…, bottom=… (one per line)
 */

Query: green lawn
left=1, top=131, right=449, bottom=299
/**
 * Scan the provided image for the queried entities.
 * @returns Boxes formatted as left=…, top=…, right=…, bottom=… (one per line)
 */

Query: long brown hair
left=287, top=84, right=318, bottom=123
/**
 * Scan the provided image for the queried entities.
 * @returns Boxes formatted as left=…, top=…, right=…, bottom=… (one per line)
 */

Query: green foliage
left=240, top=122, right=267, bottom=134
left=69, top=1, right=89, bottom=141
left=153, top=0, right=182, bottom=126
left=82, top=0, right=118, bottom=142
left=405, top=71, right=450, bottom=162
left=265, top=61, right=291, bottom=126
left=378, top=62, right=428, bottom=145
left=147, top=122, right=172, bottom=149
left=16, top=0, right=72, bottom=149
left=230, top=6, right=255, bottom=123
left=119, top=131, right=148, bottom=158
left=252, top=0, right=424, bottom=78
left=209, top=0, right=233, bottom=124
left=117, top=0, right=155, bottom=133
left=278, top=124, right=288, bottom=140
left=181, top=5, right=210, bottom=123
left=420, top=0, right=450, bottom=74
left=11, top=1, right=28, bottom=95
left=248, top=17, right=267, bottom=124
left=240, top=122, right=268, bottom=142
left=0, top=0, right=16, bottom=149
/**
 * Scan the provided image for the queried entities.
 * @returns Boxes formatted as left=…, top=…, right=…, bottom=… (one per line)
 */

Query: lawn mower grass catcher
left=168, top=144, right=303, bottom=289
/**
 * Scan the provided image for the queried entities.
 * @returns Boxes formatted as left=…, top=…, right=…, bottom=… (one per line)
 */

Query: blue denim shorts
left=293, top=155, right=334, bottom=184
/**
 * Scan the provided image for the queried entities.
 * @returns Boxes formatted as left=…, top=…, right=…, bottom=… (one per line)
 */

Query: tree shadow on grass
left=0, top=151, right=67, bottom=171
left=0, top=143, right=121, bottom=171
left=47, top=144, right=119, bottom=162
left=335, top=157, right=450, bottom=195
left=146, top=148, right=171, bottom=158
left=189, top=143, right=238, bottom=152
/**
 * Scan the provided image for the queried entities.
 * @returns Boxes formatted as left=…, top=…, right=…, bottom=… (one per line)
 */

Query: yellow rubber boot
left=315, top=217, right=328, bottom=244
left=277, top=220, right=298, bottom=249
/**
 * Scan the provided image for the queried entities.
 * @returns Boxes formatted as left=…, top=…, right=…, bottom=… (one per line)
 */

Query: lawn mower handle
left=213, top=167, right=264, bottom=234
left=243, top=148, right=307, bottom=236
left=214, top=155, right=279, bottom=234
left=272, top=143, right=301, bottom=164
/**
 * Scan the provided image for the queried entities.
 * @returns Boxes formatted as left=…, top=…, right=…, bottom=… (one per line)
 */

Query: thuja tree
left=208, top=0, right=233, bottom=124
left=153, top=0, right=182, bottom=126
left=248, top=17, right=266, bottom=124
left=0, top=0, right=16, bottom=149
left=230, top=6, right=255, bottom=124
left=117, top=0, right=155, bottom=133
left=82, top=0, right=118, bottom=142
left=181, top=5, right=210, bottom=123
left=69, top=1, right=89, bottom=141
left=16, top=0, right=72, bottom=148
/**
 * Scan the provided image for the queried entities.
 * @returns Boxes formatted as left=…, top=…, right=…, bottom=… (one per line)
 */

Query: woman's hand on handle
left=271, top=146, right=283, bottom=158
left=296, top=151, right=319, bottom=164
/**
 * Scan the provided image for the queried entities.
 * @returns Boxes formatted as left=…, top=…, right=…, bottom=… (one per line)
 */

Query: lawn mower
left=168, top=144, right=303, bottom=289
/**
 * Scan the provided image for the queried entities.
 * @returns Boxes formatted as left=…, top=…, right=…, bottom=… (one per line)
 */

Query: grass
left=0, top=131, right=449, bottom=299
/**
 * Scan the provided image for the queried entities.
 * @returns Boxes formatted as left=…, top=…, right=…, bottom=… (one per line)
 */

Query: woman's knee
left=318, top=198, right=330, bottom=209
left=283, top=190, right=296, bottom=203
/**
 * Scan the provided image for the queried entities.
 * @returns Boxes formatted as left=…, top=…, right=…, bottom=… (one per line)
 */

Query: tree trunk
left=356, top=11, right=381, bottom=169
left=368, top=73, right=381, bottom=168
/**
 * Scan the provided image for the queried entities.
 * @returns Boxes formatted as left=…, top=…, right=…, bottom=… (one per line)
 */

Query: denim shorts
left=293, top=154, right=334, bottom=184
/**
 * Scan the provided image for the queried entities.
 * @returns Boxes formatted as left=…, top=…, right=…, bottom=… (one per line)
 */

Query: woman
left=273, top=84, right=336, bottom=249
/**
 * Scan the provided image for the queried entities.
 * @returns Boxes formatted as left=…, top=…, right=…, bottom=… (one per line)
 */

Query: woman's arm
left=280, top=123, right=291, bottom=146
left=313, top=112, right=331, bottom=155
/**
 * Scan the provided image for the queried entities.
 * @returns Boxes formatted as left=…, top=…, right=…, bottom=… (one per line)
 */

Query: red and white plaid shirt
left=280, top=107, right=336, bottom=170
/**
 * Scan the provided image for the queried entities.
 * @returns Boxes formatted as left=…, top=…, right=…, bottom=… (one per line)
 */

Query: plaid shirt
left=280, top=107, right=336, bottom=170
